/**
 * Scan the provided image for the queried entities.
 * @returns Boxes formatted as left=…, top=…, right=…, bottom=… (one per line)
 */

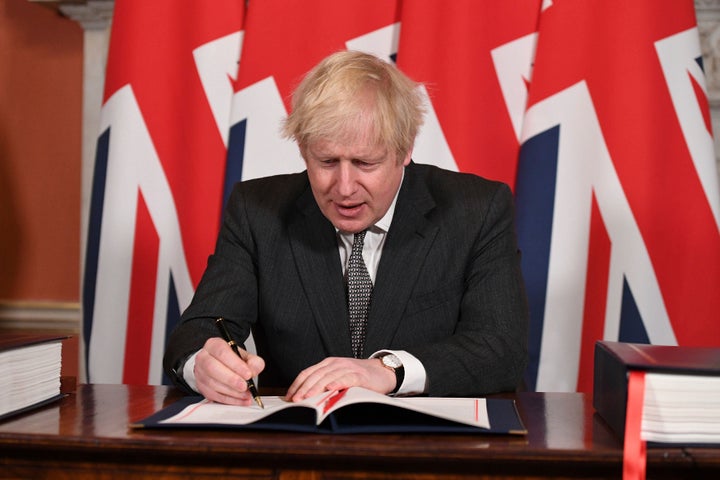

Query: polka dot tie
left=347, top=230, right=372, bottom=358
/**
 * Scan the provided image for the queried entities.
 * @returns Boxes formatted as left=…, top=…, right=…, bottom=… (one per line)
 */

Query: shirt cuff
left=182, top=351, right=200, bottom=393
left=371, top=349, right=427, bottom=395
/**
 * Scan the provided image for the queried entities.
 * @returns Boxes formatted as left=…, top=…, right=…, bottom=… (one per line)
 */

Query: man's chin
left=332, top=219, right=369, bottom=234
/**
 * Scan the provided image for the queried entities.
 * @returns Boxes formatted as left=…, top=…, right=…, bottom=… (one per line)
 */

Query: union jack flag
left=516, top=0, right=720, bottom=393
left=397, top=0, right=541, bottom=186
left=83, top=0, right=245, bottom=384
left=231, top=0, right=543, bottom=186
left=84, top=0, right=718, bottom=390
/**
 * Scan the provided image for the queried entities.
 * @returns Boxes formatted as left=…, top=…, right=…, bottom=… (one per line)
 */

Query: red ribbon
left=623, top=370, right=647, bottom=480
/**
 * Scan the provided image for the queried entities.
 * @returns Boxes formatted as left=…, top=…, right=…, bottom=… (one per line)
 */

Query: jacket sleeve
left=163, top=184, right=259, bottom=390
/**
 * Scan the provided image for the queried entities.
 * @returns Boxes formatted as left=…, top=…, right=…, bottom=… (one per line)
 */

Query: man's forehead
left=307, top=137, right=388, bottom=158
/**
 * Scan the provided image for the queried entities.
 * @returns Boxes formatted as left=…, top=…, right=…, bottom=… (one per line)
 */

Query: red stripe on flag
left=689, top=72, right=713, bottom=136
left=235, top=0, right=399, bottom=110
left=397, top=0, right=541, bottom=188
left=104, top=0, right=244, bottom=288
left=577, top=194, right=611, bottom=394
left=123, top=191, right=159, bottom=384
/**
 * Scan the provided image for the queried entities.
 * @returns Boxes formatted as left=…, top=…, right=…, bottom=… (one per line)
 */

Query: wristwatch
left=379, top=353, right=405, bottom=394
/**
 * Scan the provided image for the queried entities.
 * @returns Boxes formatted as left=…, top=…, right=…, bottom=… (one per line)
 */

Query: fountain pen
left=215, top=317, right=264, bottom=408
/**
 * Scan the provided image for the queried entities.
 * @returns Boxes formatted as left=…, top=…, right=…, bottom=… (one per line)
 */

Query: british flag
left=516, top=0, right=720, bottom=393
left=83, top=0, right=245, bottom=384
left=397, top=0, right=541, bottom=186
left=84, top=0, right=718, bottom=390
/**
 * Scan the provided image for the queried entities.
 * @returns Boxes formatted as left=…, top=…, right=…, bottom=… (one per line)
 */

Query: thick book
left=133, top=386, right=527, bottom=435
left=0, top=334, right=66, bottom=421
left=593, top=340, right=720, bottom=445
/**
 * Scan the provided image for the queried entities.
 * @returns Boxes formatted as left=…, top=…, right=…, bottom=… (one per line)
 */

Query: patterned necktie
left=347, top=230, right=373, bottom=358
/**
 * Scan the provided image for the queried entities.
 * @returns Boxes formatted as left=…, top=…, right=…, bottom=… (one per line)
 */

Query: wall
left=0, top=0, right=83, bottom=376
left=0, top=0, right=82, bottom=304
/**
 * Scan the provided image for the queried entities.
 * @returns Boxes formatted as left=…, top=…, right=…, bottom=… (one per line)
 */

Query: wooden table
left=0, top=383, right=717, bottom=479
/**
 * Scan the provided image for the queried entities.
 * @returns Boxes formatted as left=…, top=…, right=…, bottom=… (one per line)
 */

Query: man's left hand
left=285, top=357, right=395, bottom=401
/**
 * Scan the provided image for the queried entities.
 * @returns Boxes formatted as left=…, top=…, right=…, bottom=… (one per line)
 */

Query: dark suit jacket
left=164, top=162, right=529, bottom=396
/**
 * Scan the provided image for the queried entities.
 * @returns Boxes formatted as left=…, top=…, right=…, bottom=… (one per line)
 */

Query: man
left=163, top=50, right=529, bottom=405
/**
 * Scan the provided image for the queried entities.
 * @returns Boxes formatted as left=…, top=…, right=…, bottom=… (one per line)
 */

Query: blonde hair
left=282, top=50, right=426, bottom=160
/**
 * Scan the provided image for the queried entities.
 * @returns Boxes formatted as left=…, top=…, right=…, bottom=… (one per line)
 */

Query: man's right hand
left=193, top=337, right=265, bottom=405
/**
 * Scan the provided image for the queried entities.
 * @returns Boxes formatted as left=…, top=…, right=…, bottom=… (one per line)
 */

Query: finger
left=244, top=351, right=266, bottom=378
left=206, top=338, right=255, bottom=379
left=319, top=366, right=370, bottom=394
left=196, top=373, right=254, bottom=406
left=285, top=359, right=330, bottom=400
left=194, top=350, right=249, bottom=399
left=285, top=359, right=323, bottom=398
left=205, top=337, right=265, bottom=390
left=288, top=357, right=393, bottom=400
left=287, top=358, right=360, bottom=401
left=195, top=339, right=259, bottom=401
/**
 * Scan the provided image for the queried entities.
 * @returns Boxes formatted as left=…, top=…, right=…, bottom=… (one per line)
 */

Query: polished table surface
left=0, top=382, right=718, bottom=479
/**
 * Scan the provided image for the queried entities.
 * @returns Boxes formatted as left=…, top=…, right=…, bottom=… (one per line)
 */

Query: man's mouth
left=335, top=202, right=364, bottom=217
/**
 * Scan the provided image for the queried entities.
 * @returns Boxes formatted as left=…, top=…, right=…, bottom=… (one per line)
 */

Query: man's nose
left=336, top=161, right=358, bottom=196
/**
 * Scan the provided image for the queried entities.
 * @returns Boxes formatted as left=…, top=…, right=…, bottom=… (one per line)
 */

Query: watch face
left=382, top=354, right=402, bottom=369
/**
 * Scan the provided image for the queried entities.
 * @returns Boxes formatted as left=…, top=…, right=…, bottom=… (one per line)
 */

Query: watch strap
left=380, top=353, right=405, bottom=394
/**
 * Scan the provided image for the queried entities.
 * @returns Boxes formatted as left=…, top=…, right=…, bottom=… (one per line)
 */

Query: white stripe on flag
left=522, top=82, right=676, bottom=392
left=89, top=85, right=195, bottom=384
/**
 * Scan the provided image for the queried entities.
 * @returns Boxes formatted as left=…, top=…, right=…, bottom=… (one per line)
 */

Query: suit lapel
left=364, top=166, right=439, bottom=354
left=288, top=187, right=353, bottom=357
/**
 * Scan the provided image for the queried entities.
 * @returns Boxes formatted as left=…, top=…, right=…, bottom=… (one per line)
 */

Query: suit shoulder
left=409, top=162, right=510, bottom=198
left=227, top=171, right=308, bottom=203
left=222, top=171, right=311, bottom=225
left=233, top=171, right=308, bottom=193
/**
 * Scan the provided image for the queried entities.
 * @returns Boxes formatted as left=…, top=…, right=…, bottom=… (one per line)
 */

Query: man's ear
left=402, top=149, right=413, bottom=166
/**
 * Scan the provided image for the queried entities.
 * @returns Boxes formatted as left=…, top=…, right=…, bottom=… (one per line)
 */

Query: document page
left=161, top=396, right=309, bottom=425
left=159, top=387, right=490, bottom=429
left=318, top=387, right=490, bottom=428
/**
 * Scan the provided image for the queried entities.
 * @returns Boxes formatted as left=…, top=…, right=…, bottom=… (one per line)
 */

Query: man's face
left=303, top=133, right=411, bottom=234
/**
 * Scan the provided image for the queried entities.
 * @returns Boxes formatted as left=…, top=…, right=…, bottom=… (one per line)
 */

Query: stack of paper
left=594, top=340, right=720, bottom=445
left=0, top=335, right=64, bottom=420
left=642, top=373, right=720, bottom=444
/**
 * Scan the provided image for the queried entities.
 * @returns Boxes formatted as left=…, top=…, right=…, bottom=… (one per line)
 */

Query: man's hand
left=285, top=357, right=396, bottom=402
left=194, top=337, right=265, bottom=405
